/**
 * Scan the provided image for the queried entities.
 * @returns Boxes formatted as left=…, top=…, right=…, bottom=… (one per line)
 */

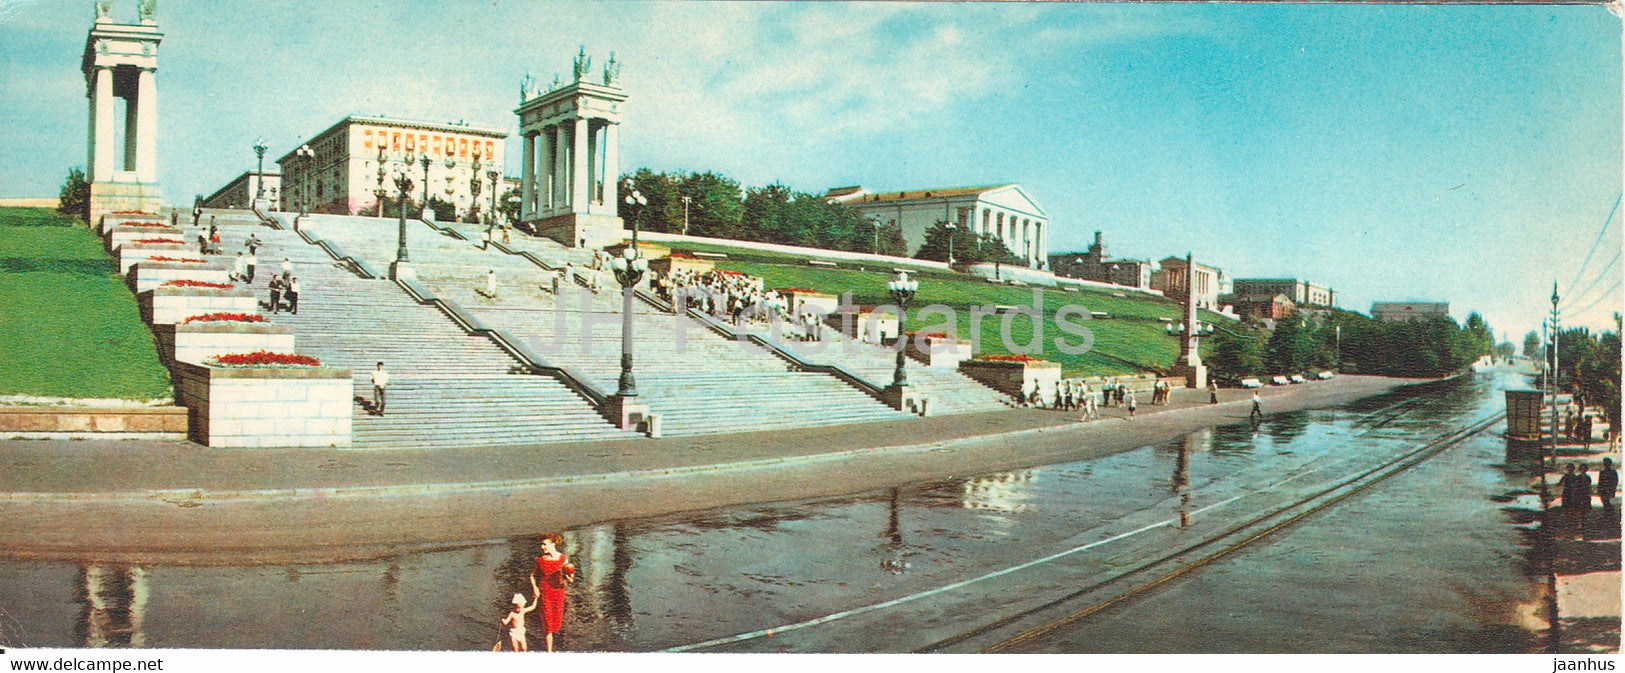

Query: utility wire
left=1561, top=249, right=1621, bottom=310
left=1564, top=282, right=1623, bottom=322
left=1567, top=192, right=1621, bottom=293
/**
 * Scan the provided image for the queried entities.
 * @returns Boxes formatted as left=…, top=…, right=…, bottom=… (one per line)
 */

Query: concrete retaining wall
left=0, top=405, right=187, bottom=437
left=139, top=287, right=257, bottom=325
left=959, top=359, right=1063, bottom=405
left=172, top=361, right=353, bottom=448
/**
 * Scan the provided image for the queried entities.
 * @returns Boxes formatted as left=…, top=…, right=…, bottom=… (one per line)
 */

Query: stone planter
left=130, top=260, right=232, bottom=293
left=826, top=308, right=899, bottom=344
left=116, top=242, right=199, bottom=275
left=959, top=358, right=1062, bottom=405
left=776, top=289, right=839, bottom=317
left=907, top=335, right=973, bottom=368
left=106, top=225, right=186, bottom=253
left=172, top=360, right=353, bottom=448
left=154, top=321, right=293, bottom=366
left=98, top=214, right=166, bottom=236
left=139, top=286, right=257, bottom=325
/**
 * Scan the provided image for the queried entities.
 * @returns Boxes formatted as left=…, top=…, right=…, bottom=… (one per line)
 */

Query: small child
left=498, top=575, right=541, bottom=651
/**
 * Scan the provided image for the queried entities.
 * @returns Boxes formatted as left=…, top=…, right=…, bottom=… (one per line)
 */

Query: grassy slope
left=700, top=253, right=1221, bottom=378
left=0, top=207, right=172, bottom=399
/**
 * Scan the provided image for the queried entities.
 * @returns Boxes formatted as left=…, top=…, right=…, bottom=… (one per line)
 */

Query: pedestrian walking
left=232, top=252, right=247, bottom=282
left=1127, top=391, right=1138, bottom=419
left=1250, top=391, right=1263, bottom=423
left=485, top=269, right=498, bottom=298
left=191, top=201, right=201, bottom=227
left=482, top=226, right=492, bottom=250
left=502, top=225, right=511, bottom=245
left=209, top=229, right=222, bottom=254
left=285, top=276, right=300, bottom=314
left=1578, top=463, right=1594, bottom=510
left=245, top=249, right=257, bottom=283
left=530, top=532, right=577, bottom=653
left=281, top=257, right=293, bottom=278
left=1559, top=463, right=1580, bottom=510
left=497, top=576, right=541, bottom=652
left=1597, top=458, right=1618, bottom=509
left=197, top=231, right=208, bottom=254
left=1209, top=380, right=1219, bottom=404
left=267, top=274, right=284, bottom=314
left=370, top=362, right=388, bottom=416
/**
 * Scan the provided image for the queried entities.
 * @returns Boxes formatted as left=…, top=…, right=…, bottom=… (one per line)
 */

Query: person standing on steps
left=281, top=257, right=293, bottom=278
left=370, top=362, right=389, bottom=416
left=1250, top=391, right=1264, bottom=423
left=267, top=274, right=284, bottom=314
left=232, top=252, right=247, bottom=282
left=530, top=532, right=576, bottom=653
left=191, top=200, right=201, bottom=227
left=285, top=275, right=300, bottom=314
left=245, top=248, right=257, bottom=284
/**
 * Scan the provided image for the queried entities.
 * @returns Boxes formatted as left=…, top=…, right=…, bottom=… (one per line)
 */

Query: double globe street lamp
left=391, top=165, right=415, bottom=280
left=252, top=138, right=269, bottom=201
left=293, top=144, right=314, bottom=220
left=613, top=189, right=650, bottom=400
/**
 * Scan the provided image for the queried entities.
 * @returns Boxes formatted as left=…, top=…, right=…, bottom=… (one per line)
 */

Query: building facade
left=200, top=169, right=280, bottom=210
left=1049, top=231, right=1152, bottom=289
left=1371, top=301, right=1451, bottom=322
left=1231, top=278, right=1335, bottom=307
left=276, top=116, right=506, bottom=220
left=827, top=184, right=1050, bottom=269
left=1154, top=256, right=1229, bottom=310
left=515, top=49, right=627, bottom=248
left=1231, top=292, right=1297, bottom=322
left=83, top=4, right=163, bottom=221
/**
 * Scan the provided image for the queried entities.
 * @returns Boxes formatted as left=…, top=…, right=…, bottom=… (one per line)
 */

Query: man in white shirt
left=1250, top=391, right=1263, bottom=423
left=281, top=258, right=293, bottom=277
left=371, top=362, right=389, bottom=416
left=245, top=250, right=257, bottom=284
left=232, top=253, right=246, bottom=282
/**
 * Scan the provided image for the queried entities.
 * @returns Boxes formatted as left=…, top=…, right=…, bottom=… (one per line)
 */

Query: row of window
left=361, top=128, right=495, bottom=162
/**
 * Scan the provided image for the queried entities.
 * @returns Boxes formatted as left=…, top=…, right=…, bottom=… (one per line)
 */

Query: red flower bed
left=207, top=351, right=322, bottom=368
left=162, top=280, right=235, bottom=289
left=132, top=238, right=186, bottom=245
left=976, top=354, right=1046, bottom=363
left=148, top=256, right=208, bottom=264
left=111, top=210, right=157, bottom=215
left=183, top=312, right=266, bottom=324
left=906, top=331, right=950, bottom=339
left=713, top=269, right=745, bottom=277
left=773, top=287, right=823, bottom=295
left=121, top=222, right=174, bottom=229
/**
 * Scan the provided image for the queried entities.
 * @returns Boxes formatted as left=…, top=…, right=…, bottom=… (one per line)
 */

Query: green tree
left=1208, top=325, right=1268, bottom=379
left=58, top=167, right=90, bottom=222
left=913, top=221, right=1023, bottom=265
left=1523, top=330, right=1541, bottom=357
left=498, top=187, right=520, bottom=225
left=1266, top=315, right=1319, bottom=373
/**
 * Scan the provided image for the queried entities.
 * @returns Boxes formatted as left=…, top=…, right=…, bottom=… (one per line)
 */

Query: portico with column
left=515, top=49, right=627, bottom=249
left=83, top=1, right=163, bottom=223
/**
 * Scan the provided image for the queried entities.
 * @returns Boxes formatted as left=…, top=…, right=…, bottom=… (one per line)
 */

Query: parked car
left=1240, top=378, right=1264, bottom=389
left=1290, top=374, right=1308, bottom=384
left=1316, top=371, right=1334, bottom=380
left=1271, top=375, right=1291, bottom=386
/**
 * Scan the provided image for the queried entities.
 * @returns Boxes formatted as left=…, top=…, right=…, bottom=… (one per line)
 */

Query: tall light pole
left=294, top=144, right=314, bottom=217
left=1548, top=282, right=1561, bottom=473
left=252, top=138, right=269, bottom=200
left=375, top=148, right=388, bottom=218
left=419, top=154, right=433, bottom=221
left=681, top=195, right=692, bottom=236
left=945, top=222, right=958, bottom=265
left=870, top=216, right=881, bottom=255
left=613, top=189, right=650, bottom=401
left=487, top=169, right=501, bottom=226
left=443, top=157, right=458, bottom=220
left=887, top=271, right=919, bottom=391
left=391, top=167, right=414, bottom=280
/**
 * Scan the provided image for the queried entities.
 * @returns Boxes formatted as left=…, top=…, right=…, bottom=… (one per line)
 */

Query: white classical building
left=826, top=184, right=1051, bottom=268
left=83, top=0, right=163, bottom=220
left=200, top=168, right=280, bottom=210
left=515, top=49, right=627, bottom=248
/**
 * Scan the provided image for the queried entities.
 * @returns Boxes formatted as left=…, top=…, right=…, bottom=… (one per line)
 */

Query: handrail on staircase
left=393, top=276, right=615, bottom=410
left=293, top=227, right=379, bottom=279
left=681, top=306, right=892, bottom=402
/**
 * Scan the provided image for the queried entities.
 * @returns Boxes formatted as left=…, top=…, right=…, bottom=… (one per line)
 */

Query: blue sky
left=2, top=1, right=1620, bottom=337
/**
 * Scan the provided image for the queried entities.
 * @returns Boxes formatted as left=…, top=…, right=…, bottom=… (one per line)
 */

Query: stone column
left=134, top=67, right=158, bottom=182
left=601, top=122, right=619, bottom=210
left=539, top=126, right=553, bottom=212
left=553, top=123, right=569, bottom=210
left=571, top=117, right=591, bottom=210
left=88, top=67, right=115, bottom=182
left=586, top=120, right=600, bottom=205
left=519, top=131, right=536, bottom=220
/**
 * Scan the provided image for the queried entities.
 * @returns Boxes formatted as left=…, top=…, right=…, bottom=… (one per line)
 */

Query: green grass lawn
left=0, top=207, right=173, bottom=400
left=705, top=255, right=1222, bottom=378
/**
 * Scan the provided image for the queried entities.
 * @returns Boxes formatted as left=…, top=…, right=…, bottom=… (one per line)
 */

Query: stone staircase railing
left=393, top=276, right=621, bottom=419
left=677, top=305, right=904, bottom=408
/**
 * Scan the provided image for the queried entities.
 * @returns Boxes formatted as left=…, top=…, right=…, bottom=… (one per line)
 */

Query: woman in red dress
left=529, top=532, right=576, bottom=652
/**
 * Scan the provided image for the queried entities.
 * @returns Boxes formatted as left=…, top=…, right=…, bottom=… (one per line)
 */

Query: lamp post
left=391, top=167, right=414, bottom=280
left=419, top=154, right=433, bottom=221
left=294, top=144, right=314, bottom=218
left=613, top=189, right=650, bottom=401
left=487, top=169, right=501, bottom=227
left=252, top=138, right=269, bottom=200
left=945, top=222, right=958, bottom=265
left=886, top=271, right=919, bottom=391
left=870, top=216, right=881, bottom=255
left=681, top=195, right=692, bottom=236
left=375, top=148, right=388, bottom=218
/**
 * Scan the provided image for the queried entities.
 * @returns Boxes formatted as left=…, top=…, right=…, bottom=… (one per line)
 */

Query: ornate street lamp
left=252, top=138, right=269, bottom=200
left=869, top=216, right=881, bottom=255
left=487, top=169, right=501, bottom=226
left=391, top=168, right=415, bottom=280
left=612, top=189, right=650, bottom=400
left=681, top=195, right=692, bottom=236
left=419, top=154, right=433, bottom=221
left=374, top=148, right=388, bottom=218
left=886, top=270, right=919, bottom=390
left=945, top=222, right=958, bottom=265
left=293, top=144, right=314, bottom=218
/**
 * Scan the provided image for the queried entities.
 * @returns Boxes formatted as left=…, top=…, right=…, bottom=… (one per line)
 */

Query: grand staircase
left=175, top=211, right=636, bottom=449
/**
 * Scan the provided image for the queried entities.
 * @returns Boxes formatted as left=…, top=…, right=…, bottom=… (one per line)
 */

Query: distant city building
left=1232, top=292, right=1297, bottom=322
left=1153, top=256, right=1230, bottom=310
left=1049, top=231, right=1153, bottom=289
left=276, top=115, right=507, bottom=219
left=1371, top=301, right=1451, bottom=322
left=200, top=169, right=280, bottom=210
left=827, top=184, right=1050, bottom=269
left=1231, top=278, right=1335, bottom=307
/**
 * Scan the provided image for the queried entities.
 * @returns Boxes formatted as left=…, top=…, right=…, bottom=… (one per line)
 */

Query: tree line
left=1207, top=308, right=1497, bottom=381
